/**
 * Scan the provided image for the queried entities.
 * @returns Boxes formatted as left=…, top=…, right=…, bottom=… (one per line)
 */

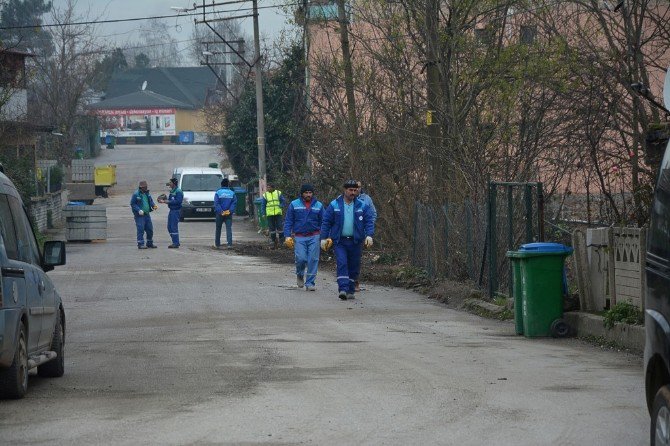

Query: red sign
left=93, top=108, right=176, bottom=116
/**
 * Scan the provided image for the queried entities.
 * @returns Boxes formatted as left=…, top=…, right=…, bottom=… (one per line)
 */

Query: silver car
left=0, top=168, right=66, bottom=399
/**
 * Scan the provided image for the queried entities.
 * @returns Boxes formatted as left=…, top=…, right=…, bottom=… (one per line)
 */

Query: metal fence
left=410, top=182, right=544, bottom=298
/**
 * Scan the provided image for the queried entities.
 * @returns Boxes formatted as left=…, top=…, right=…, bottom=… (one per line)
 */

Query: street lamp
left=170, top=6, right=189, bottom=13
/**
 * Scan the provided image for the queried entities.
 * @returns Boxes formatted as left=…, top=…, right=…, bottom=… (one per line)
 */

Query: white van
left=172, top=167, right=223, bottom=220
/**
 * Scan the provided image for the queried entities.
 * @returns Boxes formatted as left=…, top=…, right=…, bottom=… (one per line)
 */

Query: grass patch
left=603, top=302, right=644, bottom=329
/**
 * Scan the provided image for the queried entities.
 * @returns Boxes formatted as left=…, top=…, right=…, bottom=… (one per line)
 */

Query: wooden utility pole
left=337, top=0, right=358, bottom=175
left=252, top=0, right=267, bottom=195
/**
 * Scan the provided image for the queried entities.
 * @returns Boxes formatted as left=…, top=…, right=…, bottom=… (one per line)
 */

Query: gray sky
left=50, top=0, right=296, bottom=62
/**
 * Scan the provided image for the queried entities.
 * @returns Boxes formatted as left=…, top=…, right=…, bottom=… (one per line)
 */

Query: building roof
left=86, top=90, right=195, bottom=110
left=104, top=67, right=217, bottom=109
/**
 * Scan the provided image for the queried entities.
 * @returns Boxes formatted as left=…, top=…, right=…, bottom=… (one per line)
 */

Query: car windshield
left=181, top=174, right=222, bottom=191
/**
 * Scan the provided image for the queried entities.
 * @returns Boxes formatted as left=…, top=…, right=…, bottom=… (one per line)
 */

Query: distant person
left=130, top=180, right=158, bottom=249
left=261, top=182, right=286, bottom=249
left=283, top=184, right=324, bottom=291
left=214, top=178, right=237, bottom=248
left=158, top=177, right=183, bottom=248
left=354, top=181, right=378, bottom=291
left=321, top=180, right=376, bottom=300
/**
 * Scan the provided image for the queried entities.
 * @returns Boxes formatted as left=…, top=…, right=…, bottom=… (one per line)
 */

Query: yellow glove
left=364, top=236, right=373, bottom=249
left=152, top=205, right=158, bottom=211
left=284, top=237, right=294, bottom=249
left=222, top=210, right=231, bottom=216
left=320, top=238, right=333, bottom=251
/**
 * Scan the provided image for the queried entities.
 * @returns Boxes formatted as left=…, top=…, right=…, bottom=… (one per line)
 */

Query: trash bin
left=506, top=243, right=573, bottom=338
left=233, top=187, right=247, bottom=216
left=208, top=163, right=218, bottom=169
left=509, top=256, right=524, bottom=335
left=254, top=197, right=267, bottom=230
left=179, top=131, right=194, bottom=144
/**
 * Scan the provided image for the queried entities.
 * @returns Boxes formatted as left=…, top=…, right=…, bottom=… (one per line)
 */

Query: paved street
left=0, top=145, right=649, bottom=445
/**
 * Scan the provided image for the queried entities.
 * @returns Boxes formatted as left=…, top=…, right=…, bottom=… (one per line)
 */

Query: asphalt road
left=0, top=145, right=649, bottom=445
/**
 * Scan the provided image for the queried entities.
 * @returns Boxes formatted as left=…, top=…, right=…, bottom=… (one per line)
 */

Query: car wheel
left=0, top=322, right=28, bottom=399
left=652, top=385, right=670, bottom=446
left=38, top=315, right=64, bottom=378
left=550, top=319, right=570, bottom=338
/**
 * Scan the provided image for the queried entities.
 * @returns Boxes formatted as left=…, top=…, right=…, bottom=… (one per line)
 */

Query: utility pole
left=252, top=0, right=267, bottom=195
left=425, top=0, right=442, bottom=193
left=336, top=0, right=357, bottom=176
left=192, top=0, right=266, bottom=196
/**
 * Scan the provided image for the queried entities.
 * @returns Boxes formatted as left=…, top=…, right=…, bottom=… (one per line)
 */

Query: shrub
left=603, top=302, right=644, bottom=329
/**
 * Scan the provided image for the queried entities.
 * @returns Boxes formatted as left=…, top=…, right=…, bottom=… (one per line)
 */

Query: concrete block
left=564, top=311, right=645, bottom=352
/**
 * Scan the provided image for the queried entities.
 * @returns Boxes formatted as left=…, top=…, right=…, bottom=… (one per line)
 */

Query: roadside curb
left=564, top=312, right=645, bottom=352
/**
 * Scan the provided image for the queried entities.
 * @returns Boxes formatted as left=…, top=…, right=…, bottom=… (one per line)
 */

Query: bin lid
left=253, top=197, right=263, bottom=204
left=520, top=242, right=572, bottom=253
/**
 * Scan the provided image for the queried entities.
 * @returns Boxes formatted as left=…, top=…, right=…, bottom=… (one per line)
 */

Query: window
left=8, top=196, right=40, bottom=265
left=181, top=174, right=222, bottom=191
left=0, top=194, right=19, bottom=260
left=520, top=25, right=537, bottom=45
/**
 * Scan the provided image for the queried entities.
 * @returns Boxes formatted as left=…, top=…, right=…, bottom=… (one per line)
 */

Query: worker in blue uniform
left=130, top=180, right=158, bottom=249
left=283, top=184, right=324, bottom=291
left=321, top=179, right=375, bottom=300
left=214, top=178, right=237, bottom=248
left=158, top=177, right=183, bottom=248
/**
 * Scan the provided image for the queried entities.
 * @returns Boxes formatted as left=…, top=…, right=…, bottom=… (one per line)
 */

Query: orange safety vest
left=263, top=190, right=282, bottom=216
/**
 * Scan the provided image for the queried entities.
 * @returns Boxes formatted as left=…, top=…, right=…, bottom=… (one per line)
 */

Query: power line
left=0, top=2, right=300, bottom=30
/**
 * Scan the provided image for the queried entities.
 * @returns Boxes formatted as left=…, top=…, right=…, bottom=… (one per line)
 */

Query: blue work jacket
left=130, top=189, right=156, bottom=218
left=320, top=195, right=375, bottom=244
left=167, top=187, right=183, bottom=211
left=284, top=198, right=324, bottom=237
left=214, top=187, right=237, bottom=214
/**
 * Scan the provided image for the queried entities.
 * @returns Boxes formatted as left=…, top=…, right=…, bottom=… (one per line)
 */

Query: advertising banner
left=95, top=108, right=176, bottom=137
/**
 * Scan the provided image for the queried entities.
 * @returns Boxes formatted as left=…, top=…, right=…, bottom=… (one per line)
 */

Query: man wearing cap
left=284, top=184, right=324, bottom=291
left=214, top=178, right=237, bottom=248
left=261, top=182, right=286, bottom=249
left=130, top=180, right=158, bottom=249
left=158, top=178, right=183, bottom=248
left=321, top=180, right=375, bottom=300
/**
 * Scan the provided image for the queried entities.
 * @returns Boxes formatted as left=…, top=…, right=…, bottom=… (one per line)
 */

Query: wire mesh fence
left=411, top=182, right=544, bottom=298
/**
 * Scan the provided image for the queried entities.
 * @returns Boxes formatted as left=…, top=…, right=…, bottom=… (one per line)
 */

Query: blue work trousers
left=134, top=214, right=154, bottom=247
left=215, top=214, right=233, bottom=247
left=167, top=209, right=180, bottom=246
left=294, top=234, right=320, bottom=287
left=334, top=238, right=363, bottom=293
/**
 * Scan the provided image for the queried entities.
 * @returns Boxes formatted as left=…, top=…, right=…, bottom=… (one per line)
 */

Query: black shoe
left=338, top=291, right=347, bottom=300
left=346, top=293, right=355, bottom=300
left=138, top=245, right=147, bottom=249
left=147, top=244, right=157, bottom=249
left=168, top=244, right=179, bottom=249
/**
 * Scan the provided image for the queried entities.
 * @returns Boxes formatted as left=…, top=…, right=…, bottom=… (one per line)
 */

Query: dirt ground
left=229, top=241, right=480, bottom=311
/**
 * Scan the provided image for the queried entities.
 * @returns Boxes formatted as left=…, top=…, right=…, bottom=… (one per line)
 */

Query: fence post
left=537, top=182, right=545, bottom=242
left=466, top=199, right=474, bottom=281
left=488, top=181, right=498, bottom=299
left=443, top=203, right=449, bottom=278
left=524, top=184, right=533, bottom=242
left=412, top=202, right=419, bottom=266
left=608, top=227, right=617, bottom=307
left=640, top=228, right=647, bottom=313
left=507, top=186, right=514, bottom=298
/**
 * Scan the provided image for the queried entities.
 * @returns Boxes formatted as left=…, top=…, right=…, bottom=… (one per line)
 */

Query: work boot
left=346, top=293, right=355, bottom=300
left=297, top=276, right=305, bottom=288
left=168, top=244, right=179, bottom=249
left=305, top=285, right=316, bottom=291
left=138, top=245, right=147, bottom=250
left=338, top=291, right=347, bottom=300
left=147, top=244, right=157, bottom=249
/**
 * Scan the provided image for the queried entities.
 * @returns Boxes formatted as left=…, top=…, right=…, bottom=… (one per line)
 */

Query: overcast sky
left=50, top=0, right=296, bottom=62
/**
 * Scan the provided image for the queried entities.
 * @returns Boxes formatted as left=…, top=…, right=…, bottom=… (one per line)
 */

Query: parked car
left=172, top=167, right=224, bottom=221
left=0, top=168, right=67, bottom=399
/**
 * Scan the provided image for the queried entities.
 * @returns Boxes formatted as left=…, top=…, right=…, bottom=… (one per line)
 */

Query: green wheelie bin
left=506, top=243, right=573, bottom=338
left=254, top=197, right=268, bottom=230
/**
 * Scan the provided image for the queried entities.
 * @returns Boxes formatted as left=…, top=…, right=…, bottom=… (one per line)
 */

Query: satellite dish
left=141, top=81, right=148, bottom=91
left=664, top=66, right=669, bottom=110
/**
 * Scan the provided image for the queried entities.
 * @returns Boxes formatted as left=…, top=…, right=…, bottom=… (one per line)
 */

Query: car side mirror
left=43, top=240, right=66, bottom=271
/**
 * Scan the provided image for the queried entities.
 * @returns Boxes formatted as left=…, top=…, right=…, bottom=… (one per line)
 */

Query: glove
left=284, top=237, right=294, bottom=249
left=138, top=210, right=144, bottom=216
left=152, top=205, right=158, bottom=211
left=222, top=210, right=231, bottom=216
left=320, top=238, right=333, bottom=251
left=364, top=236, right=373, bottom=248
